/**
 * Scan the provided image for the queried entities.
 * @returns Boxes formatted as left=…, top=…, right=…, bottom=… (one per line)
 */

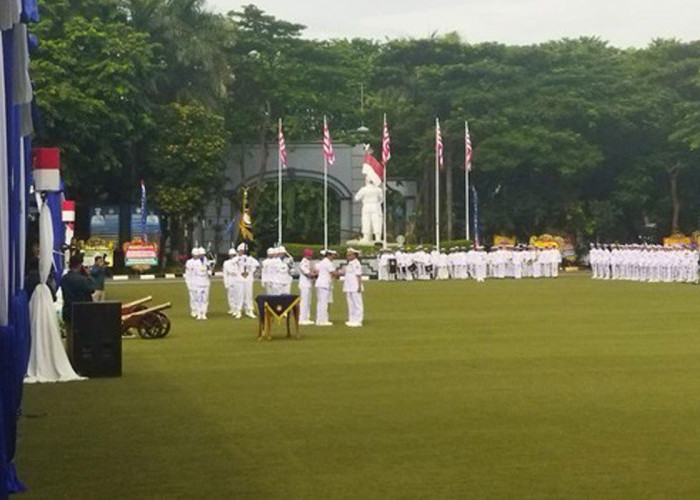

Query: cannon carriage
left=121, top=296, right=172, bottom=339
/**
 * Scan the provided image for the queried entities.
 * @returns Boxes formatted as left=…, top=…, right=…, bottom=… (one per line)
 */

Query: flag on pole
left=278, top=119, right=287, bottom=169
left=465, top=121, right=473, bottom=171
left=362, top=149, right=384, bottom=186
left=239, top=187, right=254, bottom=241
left=382, top=115, right=391, bottom=166
left=140, top=180, right=147, bottom=241
left=436, top=119, right=444, bottom=169
left=323, top=116, right=335, bottom=166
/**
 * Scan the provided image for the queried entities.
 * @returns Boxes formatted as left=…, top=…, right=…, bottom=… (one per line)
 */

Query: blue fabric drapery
left=1, top=0, right=39, bottom=495
left=46, top=190, right=65, bottom=283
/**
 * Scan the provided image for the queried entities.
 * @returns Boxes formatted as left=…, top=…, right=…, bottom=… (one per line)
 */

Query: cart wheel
left=154, top=312, right=171, bottom=338
left=138, top=314, right=162, bottom=339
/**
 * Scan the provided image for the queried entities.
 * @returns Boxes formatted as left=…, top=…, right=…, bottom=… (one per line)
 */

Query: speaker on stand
left=67, top=301, right=122, bottom=377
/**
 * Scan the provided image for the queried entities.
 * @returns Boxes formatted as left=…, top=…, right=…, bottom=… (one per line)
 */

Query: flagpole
left=382, top=114, right=387, bottom=249
left=324, top=156, right=328, bottom=249
left=323, top=117, right=328, bottom=249
left=435, top=118, right=440, bottom=252
left=465, top=120, right=470, bottom=242
left=277, top=118, right=283, bottom=245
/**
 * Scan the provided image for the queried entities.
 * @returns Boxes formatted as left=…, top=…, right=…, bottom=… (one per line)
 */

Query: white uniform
left=378, top=252, right=389, bottom=281
left=261, top=258, right=275, bottom=295
left=186, top=257, right=211, bottom=319
left=237, top=255, right=259, bottom=316
left=512, top=250, right=523, bottom=279
left=436, top=251, right=450, bottom=280
left=298, top=257, right=315, bottom=324
left=315, top=257, right=336, bottom=325
left=279, top=254, right=294, bottom=294
left=184, top=257, right=199, bottom=317
left=223, top=255, right=241, bottom=315
left=343, top=259, right=364, bottom=326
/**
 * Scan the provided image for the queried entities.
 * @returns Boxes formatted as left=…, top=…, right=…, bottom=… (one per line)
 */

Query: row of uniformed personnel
left=589, top=244, right=699, bottom=283
left=377, top=246, right=562, bottom=282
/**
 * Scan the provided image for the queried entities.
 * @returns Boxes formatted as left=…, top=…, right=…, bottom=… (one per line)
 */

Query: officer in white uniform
left=188, top=247, right=211, bottom=320
left=261, top=248, right=277, bottom=295
left=298, top=248, right=316, bottom=325
left=315, top=249, right=337, bottom=326
left=235, top=243, right=259, bottom=318
left=223, top=247, right=240, bottom=316
left=184, top=248, right=200, bottom=318
left=278, top=246, right=294, bottom=294
left=341, top=248, right=364, bottom=327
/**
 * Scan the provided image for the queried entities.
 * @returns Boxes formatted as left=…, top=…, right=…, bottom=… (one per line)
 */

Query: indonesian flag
left=363, top=150, right=384, bottom=186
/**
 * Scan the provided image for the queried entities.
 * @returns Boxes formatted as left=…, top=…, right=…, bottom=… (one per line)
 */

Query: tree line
left=31, top=1, right=700, bottom=257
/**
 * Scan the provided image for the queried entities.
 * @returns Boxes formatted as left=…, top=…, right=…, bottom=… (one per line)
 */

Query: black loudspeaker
left=68, top=301, right=122, bottom=377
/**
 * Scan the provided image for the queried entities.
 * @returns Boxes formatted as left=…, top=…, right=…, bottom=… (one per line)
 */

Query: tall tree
left=147, top=101, right=227, bottom=257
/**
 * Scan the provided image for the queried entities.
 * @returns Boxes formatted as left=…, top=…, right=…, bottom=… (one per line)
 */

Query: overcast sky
left=209, top=0, right=700, bottom=48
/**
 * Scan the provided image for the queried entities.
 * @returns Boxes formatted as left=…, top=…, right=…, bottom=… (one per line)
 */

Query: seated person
left=60, top=254, right=96, bottom=325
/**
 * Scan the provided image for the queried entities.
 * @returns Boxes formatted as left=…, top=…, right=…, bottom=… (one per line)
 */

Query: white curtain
left=0, top=33, right=9, bottom=326
left=25, top=201, right=84, bottom=383
left=0, top=0, right=21, bottom=31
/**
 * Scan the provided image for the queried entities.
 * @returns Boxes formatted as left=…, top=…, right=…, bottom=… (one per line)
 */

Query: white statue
left=354, top=177, right=384, bottom=243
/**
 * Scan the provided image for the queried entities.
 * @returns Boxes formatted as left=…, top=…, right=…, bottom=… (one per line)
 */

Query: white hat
left=346, top=247, right=360, bottom=255
left=267, top=248, right=275, bottom=256
left=191, top=247, right=198, bottom=255
left=278, top=245, right=286, bottom=254
left=228, top=248, right=237, bottom=255
left=197, top=247, right=207, bottom=255
left=236, top=242, right=248, bottom=252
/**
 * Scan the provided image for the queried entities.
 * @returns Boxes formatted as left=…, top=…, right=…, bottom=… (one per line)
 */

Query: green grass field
left=15, top=273, right=700, bottom=498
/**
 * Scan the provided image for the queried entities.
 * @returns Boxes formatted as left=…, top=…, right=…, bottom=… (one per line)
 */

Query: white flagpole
left=278, top=118, right=283, bottom=245
left=324, top=156, right=328, bottom=249
left=324, top=117, right=328, bottom=249
left=465, top=120, right=470, bottom=242
left=435, top=118, right=440, bottom=252
left=382, top=114, right=387, bottom=249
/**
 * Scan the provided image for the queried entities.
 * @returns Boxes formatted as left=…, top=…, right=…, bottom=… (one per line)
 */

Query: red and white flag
left=363, top=150, right=384, bottom=186
left=322, top=116, right=335, bottom=166
left=382, top=114, right=391, bottom=167
left=465, top=121, right=473, bottom=171
left=436, top=118, right=444, bottom=169
left=278, top=118, right=287, bottom=169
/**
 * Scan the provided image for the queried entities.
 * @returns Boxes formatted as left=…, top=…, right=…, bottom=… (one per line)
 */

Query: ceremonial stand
left=255, top=294, right=301, bottom=340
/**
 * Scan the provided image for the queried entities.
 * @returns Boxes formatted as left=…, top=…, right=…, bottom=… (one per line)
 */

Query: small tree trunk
left=668, top=164, right=682, bottom=233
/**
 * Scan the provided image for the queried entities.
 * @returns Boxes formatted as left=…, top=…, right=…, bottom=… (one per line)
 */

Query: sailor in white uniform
left=315, top=249, right=338, bottom=326
left=235, top=243, right=259, bottom=318
left=184, top=248, right=200, bottom=318
left=341, top=248, right=364, bottom=327
left=298, top=248, right=316, bottom=325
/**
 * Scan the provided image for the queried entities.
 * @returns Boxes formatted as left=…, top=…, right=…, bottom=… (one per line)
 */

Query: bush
left=282, top=243, right=382, bottom=259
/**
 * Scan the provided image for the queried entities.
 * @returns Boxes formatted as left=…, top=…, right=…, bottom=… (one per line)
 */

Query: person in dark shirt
left=90, top=256, right=108, bottom=301
left=60, top=254, right=96, bottom=324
